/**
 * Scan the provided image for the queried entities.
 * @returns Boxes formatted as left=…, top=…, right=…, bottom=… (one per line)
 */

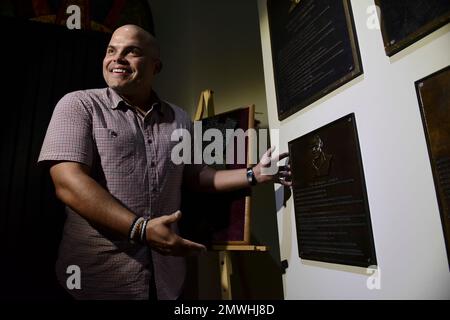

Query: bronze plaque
left=375, top=0, right=450, bottom=56
left=288, top=114, right=377, bottom=267
left=267, top=0, right=363, bottom=120
left=416, top=66, right=450, bottom=266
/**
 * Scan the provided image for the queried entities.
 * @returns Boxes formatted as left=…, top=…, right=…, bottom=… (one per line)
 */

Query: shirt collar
left=107, top=87, right=165, bottom=115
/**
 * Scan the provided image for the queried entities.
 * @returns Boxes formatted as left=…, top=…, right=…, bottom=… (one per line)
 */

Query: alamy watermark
left=366, top=5, right=381, bottom=30
left=66, top=265, right=81, bottom=290
left=66, top=5, right=81, bottom=30
left=170, top=122, right=281, bottom=176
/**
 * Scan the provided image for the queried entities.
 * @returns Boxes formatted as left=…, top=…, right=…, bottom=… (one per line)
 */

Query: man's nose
left=112, top=52, right=128, bottom=64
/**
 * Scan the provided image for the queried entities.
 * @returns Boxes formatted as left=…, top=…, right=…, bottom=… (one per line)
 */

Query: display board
left=375, top=0, right=450, bottom=56
left=416, top=66, right=450, bottom=266
left=288, top=113, right=377, bottom=267
left=180, top=106, right=255, bottom=245
left=267, top=0, right=363, bottom=120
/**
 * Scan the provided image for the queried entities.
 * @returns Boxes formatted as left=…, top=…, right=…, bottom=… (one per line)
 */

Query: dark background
left=0, top=16, right=108, bottom=299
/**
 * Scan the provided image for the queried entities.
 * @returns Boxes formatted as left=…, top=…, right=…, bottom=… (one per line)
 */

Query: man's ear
left=154, top=60, right=163, bottom=74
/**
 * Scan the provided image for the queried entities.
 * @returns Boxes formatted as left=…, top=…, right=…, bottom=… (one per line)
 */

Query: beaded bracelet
left=128, top=216, right=140, bottom=242
left=129, top=217, right=145, bottom=244
left=139, top=219, right=149, bottom=244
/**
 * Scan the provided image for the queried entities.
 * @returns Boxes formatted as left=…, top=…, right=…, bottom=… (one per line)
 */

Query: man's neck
left=121, top=90, right=158, bottom=112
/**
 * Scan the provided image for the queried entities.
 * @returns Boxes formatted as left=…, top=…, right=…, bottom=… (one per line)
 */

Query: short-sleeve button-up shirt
left=38, top=87, right=193, bottom=299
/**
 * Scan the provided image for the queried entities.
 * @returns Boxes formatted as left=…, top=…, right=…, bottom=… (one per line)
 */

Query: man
left=38, top=24, right=291, bottom=300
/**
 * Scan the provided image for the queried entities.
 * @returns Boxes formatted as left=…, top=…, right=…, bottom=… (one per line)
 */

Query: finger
left=273, top=152, right=289, bottom=162
left=153, top=236, right=206, bottom=256
left=265, top=146, right=276, bottom=157
left=277, top=171, right=292, bottom=177
left=281, top=180, right=292, bottom=187
left=164, top=210, right=182, bottom=224
left=179, top=238, right=207, bottom=255
left=277, top=164, right=291, bottom=172
left=278, top=177, right=292, bottom=186
left=260, top=146, right=276, bottom=166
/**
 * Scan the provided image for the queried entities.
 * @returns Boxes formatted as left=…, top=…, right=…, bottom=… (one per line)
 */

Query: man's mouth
left=111, top=68, right=131, bottom=74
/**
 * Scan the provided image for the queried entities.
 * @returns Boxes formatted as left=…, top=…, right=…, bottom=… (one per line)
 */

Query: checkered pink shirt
left=38, top=87, right=195, bottom=299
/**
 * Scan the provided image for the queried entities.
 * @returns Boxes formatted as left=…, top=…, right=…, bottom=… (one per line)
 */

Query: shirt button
left=150, top=161, right=155, bottom=167
left=147, top=139, right=152, bottom=144
left=152, top=187, right=158, bottom=192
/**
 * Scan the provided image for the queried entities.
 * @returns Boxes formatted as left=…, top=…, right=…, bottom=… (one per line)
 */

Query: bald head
left=112, top=24, right=160, bottom=60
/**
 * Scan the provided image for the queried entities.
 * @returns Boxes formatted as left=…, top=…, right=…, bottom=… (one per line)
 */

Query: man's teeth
left=112, top=69, right=128, bottom=73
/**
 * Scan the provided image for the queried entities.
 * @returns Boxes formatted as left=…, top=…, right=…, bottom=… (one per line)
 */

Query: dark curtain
left=0, top=16, right=109, bottom=299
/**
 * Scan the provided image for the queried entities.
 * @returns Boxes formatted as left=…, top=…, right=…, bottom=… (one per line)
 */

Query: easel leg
left=219, top=251, right=232, bottom=300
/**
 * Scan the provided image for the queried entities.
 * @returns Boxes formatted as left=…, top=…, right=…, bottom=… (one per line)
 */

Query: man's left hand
left=252, top=147, right=292, bottom=187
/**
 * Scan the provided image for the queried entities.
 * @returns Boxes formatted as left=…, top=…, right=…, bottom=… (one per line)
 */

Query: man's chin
left=108, top=84, right=129, bottom=94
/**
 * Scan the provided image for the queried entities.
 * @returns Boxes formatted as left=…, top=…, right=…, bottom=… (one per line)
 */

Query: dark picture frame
left=375, top=0, right=450, bottom=56
left=288, top=113, right=377, bottom=267
left=267, top=0, right=363, bottom=121
left=415, top=66, right=450, bottom=267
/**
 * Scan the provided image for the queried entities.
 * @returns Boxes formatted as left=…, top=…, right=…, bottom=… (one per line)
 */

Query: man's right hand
left=146, top=210, right=207, bottom=256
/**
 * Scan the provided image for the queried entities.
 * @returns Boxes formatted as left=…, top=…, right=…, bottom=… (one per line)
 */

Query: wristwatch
left=246, top=167, right=257, bottom=186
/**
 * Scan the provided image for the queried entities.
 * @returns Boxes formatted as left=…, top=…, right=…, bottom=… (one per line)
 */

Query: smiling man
left=38, top=24, right=291, bottom=300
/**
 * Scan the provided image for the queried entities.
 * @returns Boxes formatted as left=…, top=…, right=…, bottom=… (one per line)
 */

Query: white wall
left=258, top=0, right=450, bottom=299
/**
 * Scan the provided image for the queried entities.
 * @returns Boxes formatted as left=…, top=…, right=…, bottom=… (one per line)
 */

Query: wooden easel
left=194, top=89, right=268, bottom=300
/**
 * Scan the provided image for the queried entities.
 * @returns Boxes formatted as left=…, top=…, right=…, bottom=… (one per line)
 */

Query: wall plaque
left=267, top=0, right=363, bottom=120
left=416, top=66, right=450, bottom=266
left=375, top=0, right=450, bottom=56
left=288, top=114, right=377, bottom=267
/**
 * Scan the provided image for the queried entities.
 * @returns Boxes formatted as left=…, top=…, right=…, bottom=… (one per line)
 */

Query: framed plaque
left=416, top=66, right=450, bottom=266
left=180, top=106, right=255, bottom=245
left=267, top=0, right=363, bottom=121
left=288, top=114, right=377, bottom=267
left=375, top=0, right=450, bottom=56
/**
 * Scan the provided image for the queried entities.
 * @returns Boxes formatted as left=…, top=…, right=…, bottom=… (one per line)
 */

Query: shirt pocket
left=94, top=127, right=136, bottom=174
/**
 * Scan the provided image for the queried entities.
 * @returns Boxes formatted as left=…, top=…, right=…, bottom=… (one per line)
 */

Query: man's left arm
left=185, top=147, right=292, bottom=192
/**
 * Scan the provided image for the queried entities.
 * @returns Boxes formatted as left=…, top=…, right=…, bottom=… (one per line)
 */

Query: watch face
left=247, top=168, right=256, bottom=185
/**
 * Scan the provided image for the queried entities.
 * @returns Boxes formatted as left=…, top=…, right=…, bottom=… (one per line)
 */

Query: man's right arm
left=50, top=161, right=206, bottom=255
left=50, top=161, right=135, bottom=237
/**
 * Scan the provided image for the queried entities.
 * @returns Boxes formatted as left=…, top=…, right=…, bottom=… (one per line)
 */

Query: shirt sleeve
left=38, top=92, right=93, bottom=167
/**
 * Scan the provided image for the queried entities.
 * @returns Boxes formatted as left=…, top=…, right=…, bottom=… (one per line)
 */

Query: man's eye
left=107, top=49, right=114, bottom=55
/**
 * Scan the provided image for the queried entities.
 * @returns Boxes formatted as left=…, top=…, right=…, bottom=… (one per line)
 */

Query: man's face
left=102, top=26, right=160, bottom=98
